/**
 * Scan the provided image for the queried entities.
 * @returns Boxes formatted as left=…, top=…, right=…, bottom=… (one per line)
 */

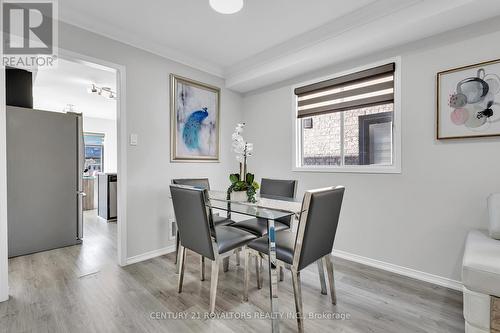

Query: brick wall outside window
left=302, top=103, right=393, bottom=166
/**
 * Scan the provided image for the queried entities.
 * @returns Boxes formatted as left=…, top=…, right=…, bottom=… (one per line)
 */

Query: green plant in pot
left=227, top=172, right=260, bottom=203
left=227, top=123, right=259, bottom=203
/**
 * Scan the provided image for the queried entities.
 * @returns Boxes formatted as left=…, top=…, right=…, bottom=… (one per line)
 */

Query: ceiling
left=58, top=0, right=500, bottom=93
left=33, top=58, right=117, bottom=119
left=60, top=0, right=374, bottom=70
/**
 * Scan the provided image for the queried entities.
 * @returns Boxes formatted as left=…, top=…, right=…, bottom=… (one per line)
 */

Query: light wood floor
left=0, top=210, right=464, bottom=333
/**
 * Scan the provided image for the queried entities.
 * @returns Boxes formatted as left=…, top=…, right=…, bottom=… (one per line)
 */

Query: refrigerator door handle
left=75, top=113, right=84, bottom=241
left=77, top=191, right=84, bottom=241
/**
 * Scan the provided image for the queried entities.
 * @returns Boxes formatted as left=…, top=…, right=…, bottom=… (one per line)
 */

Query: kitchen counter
left=82, top=177, right=95, bottom=210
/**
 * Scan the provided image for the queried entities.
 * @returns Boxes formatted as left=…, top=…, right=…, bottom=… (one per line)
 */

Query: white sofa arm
left=462, top=230, right=500, bottom=333
left=488, top=193, right=500, bottom=240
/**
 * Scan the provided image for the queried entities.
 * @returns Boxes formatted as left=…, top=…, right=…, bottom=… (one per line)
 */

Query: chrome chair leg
left=177, top=245, right=186, bottom=293
left=236, top=248, right=241, bottom=266
left=317, top=259, right=327, bottom=295
left=210, top=257, right=220, bottom=313
left=175, top=231, right=180, bottom=273
left=200, top=256, right=205, bottom=281
left=291, top=270, right=304, bottom=333
left=255, top=255, right=262, bottom=289
left=223, top=257, right=230, bottom=272
left=260, top=257, right=264, bottom=286
left=244, top=248, right=250, bottom=301
left=175, top=249, right=181, bottom=274
left=323, top=254, right=337, bottom=305
left=279, top=266, right=284, bottom=282
left=175, top=230, right=180, bottom=264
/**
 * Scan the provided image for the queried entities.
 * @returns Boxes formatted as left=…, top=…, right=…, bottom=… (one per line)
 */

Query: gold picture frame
left=170, top=74, right=220, bottom=162
left=437, top=58, right=500, bottom=140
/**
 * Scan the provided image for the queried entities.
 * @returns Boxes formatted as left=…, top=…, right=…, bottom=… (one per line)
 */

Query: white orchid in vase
left=228, top=123, right=259, bottom=203
left=232, top=123, right=253, bottom=177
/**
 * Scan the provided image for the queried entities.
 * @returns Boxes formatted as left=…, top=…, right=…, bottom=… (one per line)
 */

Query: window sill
left=292, top=165, right=401, bottom=174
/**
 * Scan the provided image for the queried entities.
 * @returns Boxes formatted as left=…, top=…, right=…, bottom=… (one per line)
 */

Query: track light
left=87, top=84, right=98, bottom=94
left=88, top=84, right=117, bottom=100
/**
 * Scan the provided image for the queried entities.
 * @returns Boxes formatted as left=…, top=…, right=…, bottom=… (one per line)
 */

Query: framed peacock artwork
left=170, top=74, right=220, bottom=162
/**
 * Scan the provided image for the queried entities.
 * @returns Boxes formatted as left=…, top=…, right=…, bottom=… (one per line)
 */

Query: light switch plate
left=130, top=133, right=138, bottom=146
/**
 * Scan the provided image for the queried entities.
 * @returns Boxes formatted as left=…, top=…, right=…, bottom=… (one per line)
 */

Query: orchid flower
left=232, top=123, right=253, bottom=162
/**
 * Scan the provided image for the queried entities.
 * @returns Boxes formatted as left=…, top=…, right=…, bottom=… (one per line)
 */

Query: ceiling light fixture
left=87, top=84, right=98, bottom=94
left=88, top=84, right=117, bottom=100
left=209, top=0, right=243, bottom=14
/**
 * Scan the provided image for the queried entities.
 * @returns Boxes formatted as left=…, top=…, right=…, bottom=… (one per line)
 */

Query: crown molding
left=58, top=7, right=225, bottom=78
left=225, top=0, right=500, bottom=92
left=225, top=0, right=421, bottom=77
left=58, top=0, right=500, bottom=93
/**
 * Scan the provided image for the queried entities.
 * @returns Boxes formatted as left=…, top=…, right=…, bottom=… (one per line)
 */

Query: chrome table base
left=267, top=218, right=280, bottom=332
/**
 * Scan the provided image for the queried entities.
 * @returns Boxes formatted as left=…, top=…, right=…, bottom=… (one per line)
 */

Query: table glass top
left=207, top=190, right=304, bottom=220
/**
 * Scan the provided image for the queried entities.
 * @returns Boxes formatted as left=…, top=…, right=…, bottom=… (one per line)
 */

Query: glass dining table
left=207, top=190, right=304, bottom=333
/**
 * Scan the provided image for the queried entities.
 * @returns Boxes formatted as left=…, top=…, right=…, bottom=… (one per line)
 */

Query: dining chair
left=230, top=178, right=297, bottom=237
left=170, top=185, right=257, bottom=313
left=228, top=178, right=297, bottom=274
left=243, top=186, right=345, bottom=332
left=260, top=178, right=298, bottom=198
left=171, top=178, right=232, bottom=225
left=171, top=178, right=233, bottom=266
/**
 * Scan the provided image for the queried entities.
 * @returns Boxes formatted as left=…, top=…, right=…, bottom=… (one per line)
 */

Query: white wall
left=83, top=116, right=118, bottom=173
left=58, top=22, right=243, bottom=258
left=242, top=23, right=500, bottom=283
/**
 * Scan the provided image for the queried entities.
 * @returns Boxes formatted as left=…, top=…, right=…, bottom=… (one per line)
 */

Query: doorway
left=34, top=56, right=118, bottom=251
left=0, top=50, right=127, bottom=302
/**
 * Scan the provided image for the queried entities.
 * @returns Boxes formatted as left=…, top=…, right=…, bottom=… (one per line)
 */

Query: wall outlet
left=169, top=220, right=177, bottom=240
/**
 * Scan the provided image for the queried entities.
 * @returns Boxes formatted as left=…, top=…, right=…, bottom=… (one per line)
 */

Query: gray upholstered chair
left=170, top=185, right=257, bottom=313
left=227, top=178, right=297, bottom=274
left=230, top=178, right=297, bottom=237
left=171, top=178, right=231, bottom=224
left=244, top=186, right=345, bottom=332
left=260, top=178, right=297, bottom=198
left=171, top=178, right=233, bottom=265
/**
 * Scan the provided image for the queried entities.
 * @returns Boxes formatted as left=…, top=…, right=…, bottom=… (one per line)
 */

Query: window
left=294, top=62, right=400, bottom=173
left=84, top=133, right=105, bottom=174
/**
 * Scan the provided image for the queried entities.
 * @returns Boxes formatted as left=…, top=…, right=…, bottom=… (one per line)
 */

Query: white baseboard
left=332, top=249, right=463, bottom=291
left=124, top=245, right=462, bottom=290
left=126, top=245, right=176, bottom=265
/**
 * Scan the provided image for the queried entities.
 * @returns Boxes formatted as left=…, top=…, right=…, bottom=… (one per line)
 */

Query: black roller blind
left=295, top=63, right=395, bottom=118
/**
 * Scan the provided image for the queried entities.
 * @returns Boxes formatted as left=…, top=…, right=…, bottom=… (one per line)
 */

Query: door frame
left=0, top=48, right=128, bottom=302
left=0, top=64, right=7, bottom=302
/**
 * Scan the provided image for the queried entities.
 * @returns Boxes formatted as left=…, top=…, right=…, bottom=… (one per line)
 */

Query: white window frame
left=292, top=57, right=402, bottom=174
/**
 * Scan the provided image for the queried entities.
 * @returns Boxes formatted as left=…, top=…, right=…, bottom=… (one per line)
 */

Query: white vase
left=230, top=191, right=247, bottom=202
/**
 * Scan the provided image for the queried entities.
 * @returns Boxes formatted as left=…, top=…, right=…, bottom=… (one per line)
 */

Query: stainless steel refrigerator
left=7, top=106, right=84, bottom=257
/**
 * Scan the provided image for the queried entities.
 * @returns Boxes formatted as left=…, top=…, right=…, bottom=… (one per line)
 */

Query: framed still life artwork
left=170, top=74, right=220, bottom=162
left=437, top=59, right=500, bottom=139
